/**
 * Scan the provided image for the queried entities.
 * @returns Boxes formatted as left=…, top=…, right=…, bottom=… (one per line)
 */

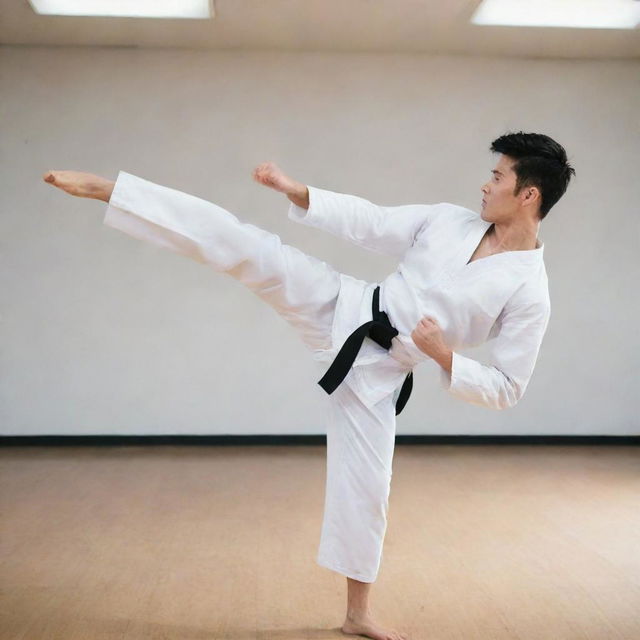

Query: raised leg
left=44, top=169, right=342, bottom=353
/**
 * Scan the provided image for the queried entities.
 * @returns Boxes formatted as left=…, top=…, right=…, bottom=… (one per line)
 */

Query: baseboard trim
left=1, top=435, right=638, bottom=446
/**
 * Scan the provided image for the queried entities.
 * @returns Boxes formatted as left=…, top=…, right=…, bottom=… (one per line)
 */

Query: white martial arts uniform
left=103, top=172, right=550, bottom=583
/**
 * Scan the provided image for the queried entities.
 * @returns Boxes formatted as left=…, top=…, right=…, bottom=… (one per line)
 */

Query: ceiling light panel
left=471, top=0, right=640, bottom=29
left=28, top=0, right=213, bottom=19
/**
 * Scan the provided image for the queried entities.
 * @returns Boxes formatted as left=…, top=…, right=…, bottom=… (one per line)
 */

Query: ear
left=522, top=185, right=541, bottom=208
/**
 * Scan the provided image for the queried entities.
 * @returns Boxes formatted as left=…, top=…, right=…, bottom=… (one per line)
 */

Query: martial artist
left=43, top=131, right=575, bottom=640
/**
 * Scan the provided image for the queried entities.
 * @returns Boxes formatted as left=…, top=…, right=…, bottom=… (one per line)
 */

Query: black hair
left=490, top=131, right=576, bottom=220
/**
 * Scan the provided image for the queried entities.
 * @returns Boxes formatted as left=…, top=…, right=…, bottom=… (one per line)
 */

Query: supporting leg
left=318, top=377, right=395, bottom=583
left=319, top=378, right=410, bottom=639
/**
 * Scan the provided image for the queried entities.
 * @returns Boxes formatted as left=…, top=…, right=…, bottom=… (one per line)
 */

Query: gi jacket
left=288, top=186, right=551, bottom=411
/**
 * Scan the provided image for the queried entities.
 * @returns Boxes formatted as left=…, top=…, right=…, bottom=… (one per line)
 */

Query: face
left=480, top=154, right=527, bottom=223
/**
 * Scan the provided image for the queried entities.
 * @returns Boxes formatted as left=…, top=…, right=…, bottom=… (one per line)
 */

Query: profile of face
left=480, top=154, right=537, bottom=223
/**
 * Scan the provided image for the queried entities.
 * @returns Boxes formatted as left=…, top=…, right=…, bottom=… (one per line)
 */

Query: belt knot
left=318, top=286, right=413, bottom=415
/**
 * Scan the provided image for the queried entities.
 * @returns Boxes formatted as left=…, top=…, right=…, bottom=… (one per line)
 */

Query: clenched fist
left=411, top=316, right=452, bottom=372
left=252, top=161, right=310, bottom=209
left=252, top=161, right=298, bottom=194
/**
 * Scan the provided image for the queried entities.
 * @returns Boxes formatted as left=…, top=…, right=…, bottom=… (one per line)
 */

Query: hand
left=411, top=316, right=450, bottom=363
left=253, top=161, right=310, bottom=209
left=252, top=161, right=299, bottom=194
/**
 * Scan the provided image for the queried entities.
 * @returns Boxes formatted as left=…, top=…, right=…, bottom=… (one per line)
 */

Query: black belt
left=318, top=286, right=413, bottom=415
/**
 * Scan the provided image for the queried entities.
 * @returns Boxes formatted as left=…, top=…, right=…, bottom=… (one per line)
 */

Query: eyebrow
left=491, top=169, right=504, bottom=176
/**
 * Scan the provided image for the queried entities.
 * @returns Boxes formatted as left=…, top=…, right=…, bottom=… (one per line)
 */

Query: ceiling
left=1, top=0, right=639, bottom=59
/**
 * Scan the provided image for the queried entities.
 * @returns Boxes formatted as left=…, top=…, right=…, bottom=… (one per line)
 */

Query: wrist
left=435, top=349, right=453, bottom=375
left=287, top=183, right=309, bottom=209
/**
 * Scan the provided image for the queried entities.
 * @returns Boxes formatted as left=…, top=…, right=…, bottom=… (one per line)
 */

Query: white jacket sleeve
left=288, top=185, right=439, bottom=258
left=439, top=299, right=551, bottom=410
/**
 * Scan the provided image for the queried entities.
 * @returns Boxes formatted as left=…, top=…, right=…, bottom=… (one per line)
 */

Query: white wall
left=1, top=46, right=638, bottom=435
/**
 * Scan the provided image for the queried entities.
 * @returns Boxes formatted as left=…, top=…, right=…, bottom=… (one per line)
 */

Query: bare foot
left=342, top=612, right=410, bottom=640
left=43, top=170, right=114, bottom=202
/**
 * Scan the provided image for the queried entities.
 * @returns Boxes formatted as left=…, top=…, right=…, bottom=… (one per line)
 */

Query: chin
left=480, top=205, right=495, bottom=222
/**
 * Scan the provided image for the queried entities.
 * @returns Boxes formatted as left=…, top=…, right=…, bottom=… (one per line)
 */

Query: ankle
left=346, top=607, right=372, bottom=621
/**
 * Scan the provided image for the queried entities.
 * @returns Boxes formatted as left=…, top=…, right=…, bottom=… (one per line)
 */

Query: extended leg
left=43, top=169, right=341, bottom=353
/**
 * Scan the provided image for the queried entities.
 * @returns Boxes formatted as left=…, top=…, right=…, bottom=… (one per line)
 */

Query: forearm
left=286, top=183, right=309, bottom=209
left=439, top=351, right=527, bottom=411
left=437, top=302, right=550, bottom=411
left=432, top=348, right=453, bottom=376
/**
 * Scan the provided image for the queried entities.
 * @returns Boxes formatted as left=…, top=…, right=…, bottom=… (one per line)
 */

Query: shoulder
left=401, top=202, right=476, bottom=218
left=432, top=202, right=478, bottom=219
left=431, top=203, right=484, bottom=232
left=412, top=202, right=476, bottom=237
left=504, top=277, right=551, bottom=323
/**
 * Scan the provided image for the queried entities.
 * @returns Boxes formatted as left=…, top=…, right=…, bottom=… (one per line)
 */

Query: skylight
left=470, top=0, right=640, bottom=29
left=28, top=0, right=212, bottom=19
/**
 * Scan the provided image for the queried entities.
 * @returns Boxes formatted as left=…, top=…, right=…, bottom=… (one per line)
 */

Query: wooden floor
left=1, top=444, right=639, bottom=640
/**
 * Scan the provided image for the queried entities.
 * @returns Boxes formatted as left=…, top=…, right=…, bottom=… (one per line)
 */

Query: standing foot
left=342, top=612, right=410, bottom=640
left=43, top=170, right=114, bottom=202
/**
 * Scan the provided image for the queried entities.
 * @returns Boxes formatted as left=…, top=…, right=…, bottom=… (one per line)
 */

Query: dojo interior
left=1, top=1, right=639, bottom=638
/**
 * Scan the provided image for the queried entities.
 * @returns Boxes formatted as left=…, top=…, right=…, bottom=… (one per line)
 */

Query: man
left=43, top=131, right=575, bottom=640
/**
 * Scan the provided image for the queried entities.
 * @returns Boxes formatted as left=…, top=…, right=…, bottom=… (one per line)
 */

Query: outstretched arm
left=253, top=161, right=439, bottom=258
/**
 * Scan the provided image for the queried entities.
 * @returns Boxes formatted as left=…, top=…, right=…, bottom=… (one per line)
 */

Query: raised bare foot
left=342, top=612, right=410, bottom=640
left=43, top=170, right=114, bottom=202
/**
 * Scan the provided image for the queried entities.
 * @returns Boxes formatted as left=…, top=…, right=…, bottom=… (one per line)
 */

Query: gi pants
left=104, top=171, right=417, bottom=583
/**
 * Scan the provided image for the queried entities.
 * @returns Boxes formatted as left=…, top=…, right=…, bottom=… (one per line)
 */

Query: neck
left=489, top=219, right=540, bottom=252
